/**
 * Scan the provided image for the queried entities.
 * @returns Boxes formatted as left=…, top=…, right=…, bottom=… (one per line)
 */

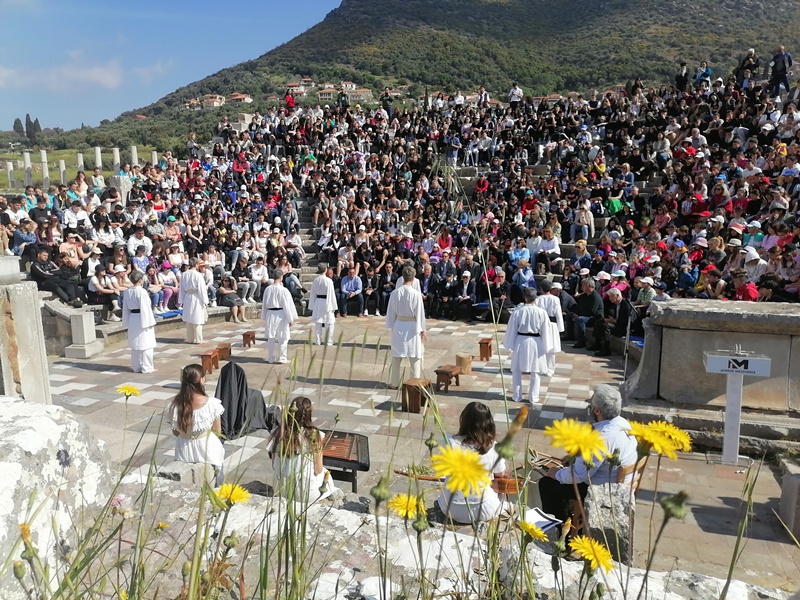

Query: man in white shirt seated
left=538, top=385, right=638, bottom=523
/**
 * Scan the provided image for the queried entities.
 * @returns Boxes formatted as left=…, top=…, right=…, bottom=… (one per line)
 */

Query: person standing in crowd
left=504, top=288, right=551, bottom=403
left=310, top=262, right=337, bottom=345
left=169, top=364, right=225, bottom=486
left=260, top=269, right=298, bottom=364
left=122, top=270, right=157, bottom=374
left=179, top=258, right=209, bottom=344
left=769, top=45, right=793, bottom=98
left=539, top=385, right=637, bottom=523
left=385, top=266, right=427, bottom=390
left=534, top=279, right=564, bottom=376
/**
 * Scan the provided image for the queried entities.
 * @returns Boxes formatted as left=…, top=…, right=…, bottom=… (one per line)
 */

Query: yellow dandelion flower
left=18, top=523, right=31, bottom=544
left=648, top=421, right=692, bottom=453
left=431, top=444, right=491, bottom=496
left=156, top=522, right=169, bottom=531
left=569, top=535, right=615, bottom=573
left=545, top=418, right=609, bottom=464
left=518, top=521, right=548, bottom=542
left=387, top=494, right=425, bottom=519
left=216, top=483, right=251, bottom=506
left=626, top=421, right=677, bottom=460
left=119, top=590, right=129, bottom=600
left=115, top=385, right=141, bottom=397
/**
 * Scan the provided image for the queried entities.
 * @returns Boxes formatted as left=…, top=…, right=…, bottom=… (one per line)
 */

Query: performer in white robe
left=179, top=258, right=209, bottom=344
left=385, top=266, right=427, bottom=389
left=503, top=287, right=552, bottom=403
left=122, top=270, right=157, bottom=373
left=534, top=280, right=564, bottom=376
left=260, top=270, right=298, bottom=364
left=309, top=263, right=337, bottom=345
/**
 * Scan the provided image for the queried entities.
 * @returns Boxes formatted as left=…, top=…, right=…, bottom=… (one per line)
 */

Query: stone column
left=112, top=147, right=120, bottom=175
left=620, top=318, right=662, bottom=402
left=0, top=258, right=51, bottom=403
left=94, top=147, right=102, bottom=169
left=58, top=160, right=67, bottom=185
left=77, top=152, right=85, bottom=171
left=23, top=152, right=32, bottom=186
left=107, top=176, right=132, bottom=205
left=64, top=312, right=104, bottom=359
left=40, top=150, right=50, bottom=188
left=151, top=150, right=158, bottom=166
left=130, top=145, right=139, bottom=167
left=5, top=162, right=13, bottom=189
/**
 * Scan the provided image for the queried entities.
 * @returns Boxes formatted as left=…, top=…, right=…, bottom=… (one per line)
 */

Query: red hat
left=760, top=176, right=771, bottom=184
left=702, top=265, right=716, bottom=273
left=656, top=241, right=668, bottom=251
left=627, top=219, right=635, bottom=225
left=698, top=211, right=712, bottom=218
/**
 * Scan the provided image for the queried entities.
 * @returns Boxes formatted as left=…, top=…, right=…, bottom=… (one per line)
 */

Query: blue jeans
left=149, top=290, right=163, bottom=307
left=570, top=224, right=588, bottom=242
left=337, top=292, right=363, bottom=316
left=575, top=316, right=592, bottom=344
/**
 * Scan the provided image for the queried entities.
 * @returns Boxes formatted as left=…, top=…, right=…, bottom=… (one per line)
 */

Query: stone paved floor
left=48, top=315, right=800, bottom=592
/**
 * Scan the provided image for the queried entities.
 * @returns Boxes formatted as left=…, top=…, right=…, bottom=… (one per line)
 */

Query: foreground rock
left=0, top=397, right=116, bottom=600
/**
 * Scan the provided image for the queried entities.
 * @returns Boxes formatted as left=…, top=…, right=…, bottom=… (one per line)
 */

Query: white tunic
left=385, top=284, right=426, bottom=358
left=395, top=277, right=421, bottom=292
left=309, top=274, right=337, bottom=324
left=171, top=396, right=225, bottom=468
left=122, top=285, right=157, bottom=351
left=503, top=303, right=552, bottom=375
left=179, top=269, right=208, bottom=325
left=260, top=283, right=298, bottom=341
left=534, top=293, right=564, bottom=354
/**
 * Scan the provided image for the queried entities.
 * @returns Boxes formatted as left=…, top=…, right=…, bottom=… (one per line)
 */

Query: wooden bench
left=479, top=337, right=493, bottom=361
left=200, top=349, right=219, bottom=374
left=434, top=365, right=461, bottom=393
left=242, top=331, right=256, bottom=348
left=217, top=342, right=232, bottom=360
left=401, top=378, right=432, bottom=414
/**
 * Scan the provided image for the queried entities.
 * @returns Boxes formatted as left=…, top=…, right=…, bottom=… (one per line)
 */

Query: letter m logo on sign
left=728, top=359, right=749, bottom=370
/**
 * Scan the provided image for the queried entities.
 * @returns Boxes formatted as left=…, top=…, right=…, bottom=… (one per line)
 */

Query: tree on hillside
left=13, top=118, right=24, bottom=137
left=34, top=118, right=42, bottom=134
left=25, top=114, right=35, bottom=143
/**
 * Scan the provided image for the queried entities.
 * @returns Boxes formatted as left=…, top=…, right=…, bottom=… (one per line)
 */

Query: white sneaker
left=107, top=315, right=121, bottom=322
left=153, top=306, right=162, bottom=314
left=3, top=249, right=13, bottom=256
left=211, top=300, right=217, bottom=307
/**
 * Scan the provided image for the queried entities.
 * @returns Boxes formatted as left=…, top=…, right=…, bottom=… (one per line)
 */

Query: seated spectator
left=362, top=265, right=382, bottom=316
left=732, top=269, right=758, bottom=301
left=87, top=264, right=121, bottom=322
left=567, top=278, right=604, bottom=349
left=451, top=271, right=476, bottom=321
left=218, top=275, right=247, bottom=323
left=593, top=288, right=635, bottom=356
left=538, top=385, right=637, bottom=523
left=337, top=266, right=364, bottom=317
left=29, top=246, right=82, bottom=307
left=232, top=257, right=258, bottom=303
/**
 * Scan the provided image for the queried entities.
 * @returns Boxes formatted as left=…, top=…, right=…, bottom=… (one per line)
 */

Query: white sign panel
left=704, top=354, right=771, bottom=377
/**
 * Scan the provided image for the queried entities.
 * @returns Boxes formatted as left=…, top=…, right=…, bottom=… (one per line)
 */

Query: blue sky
left=0, top=0, right=341, bottom=131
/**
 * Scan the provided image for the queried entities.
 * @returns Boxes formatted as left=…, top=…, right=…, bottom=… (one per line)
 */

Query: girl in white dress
left=268, top=397, right=334, bottom=504
left=436, top=402, right=511, bottom=524
left=169, top=364, right=225, bottom=486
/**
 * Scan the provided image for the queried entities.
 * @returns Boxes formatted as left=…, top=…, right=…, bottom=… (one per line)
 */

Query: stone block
left=779, top=459, right=800, bottom=538
left=108, top=175, right=132, bottom=203
left=659, top=328, right=790, bottom=411
left=70, top=311, right=96, bottom=345
left=0, top=256, right=22, bottom=285
left=621, top=319, right=662, bottom=402
left=650, top=299, right=800, bottom=336
left=584, top=484, right=633, bottom=563
left=0, top=396, right=115, bottom=600
left=64, top=340, right=105, bottom=359
left=791, top=336, right=800, bottom=412
left=0, top=281, right=51, bottom=402
left=157, top=460, right=216, bottom=486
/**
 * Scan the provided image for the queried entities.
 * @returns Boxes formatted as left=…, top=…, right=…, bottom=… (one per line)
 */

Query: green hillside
left=35, top=0, right=800, bottom=153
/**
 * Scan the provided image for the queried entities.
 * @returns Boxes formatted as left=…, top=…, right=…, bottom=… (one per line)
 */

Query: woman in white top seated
left=436, top=402, right=511, bottom=524
left=169, top=364, right=225, bottom=486
left=269, top=397, right=334, bottom=504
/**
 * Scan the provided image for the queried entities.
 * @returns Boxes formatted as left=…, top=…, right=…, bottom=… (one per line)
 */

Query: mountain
left=47, top=0, right=800, bottom=153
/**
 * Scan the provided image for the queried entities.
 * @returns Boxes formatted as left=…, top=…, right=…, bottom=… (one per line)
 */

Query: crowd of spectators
left=1, top=46, right=798, bottom=342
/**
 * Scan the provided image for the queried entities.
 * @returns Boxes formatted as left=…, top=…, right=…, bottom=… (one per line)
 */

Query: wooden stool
left=479, top=337, right=493, bottom=362
left=217, top=342, right=232, bottom=360
left=200, top=349, right=219, bottom=374
left=401, top=378, right=432, bottom=414
left=242, top=331, right=256, bottom=348
left=434, top=365, right=461, bottom=393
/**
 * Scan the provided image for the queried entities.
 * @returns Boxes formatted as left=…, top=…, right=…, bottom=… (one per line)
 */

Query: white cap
left=641, top=277, right=654, bottom=285
left=608, top=251, right=617, bottom=257
left=240, top=185, right=247, bottom=190
left=647, top=255, right=660, bottom=263
left=462, top=271, right=471, bottom=278
left=710, top=215, right=725, bottom=223
left=551, top=282, right=563, bottom=290
left=612, top=270, right=626, bottom=278
left=359, top=225, right=366, bottom=230
left=579, top=268, right=590, bottom=276
left=597, top=271, right=611, bottom=281
left=114, top=264, right=126, bottom=273
left=273, top=228, right=281, bottom=233
left=274, top=217, right=281, bottom=223
left=748, top=221, right=761, bottom=228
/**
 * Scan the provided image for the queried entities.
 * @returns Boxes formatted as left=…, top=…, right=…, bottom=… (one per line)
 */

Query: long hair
left=457, top=402, right=496, bottom=455
left=170, top=364, right=206, bottom=434
left=271, top=397, right=320, bottom=456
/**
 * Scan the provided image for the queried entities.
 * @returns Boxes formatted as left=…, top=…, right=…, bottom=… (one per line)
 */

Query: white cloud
left=133, top=59, right=174, bottom=85
left=0, top=56, right=172, bottom=92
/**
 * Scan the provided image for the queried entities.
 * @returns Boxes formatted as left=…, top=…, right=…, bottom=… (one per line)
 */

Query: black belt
left=130, top=309, right=141, bottom=314
left=267, top=307, right=282, bottom=311
left=316, top=295, right=327, bottom=299
left=549, top=316, right=557, bottom=323
left=517, top=332, right=540, bottom=337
